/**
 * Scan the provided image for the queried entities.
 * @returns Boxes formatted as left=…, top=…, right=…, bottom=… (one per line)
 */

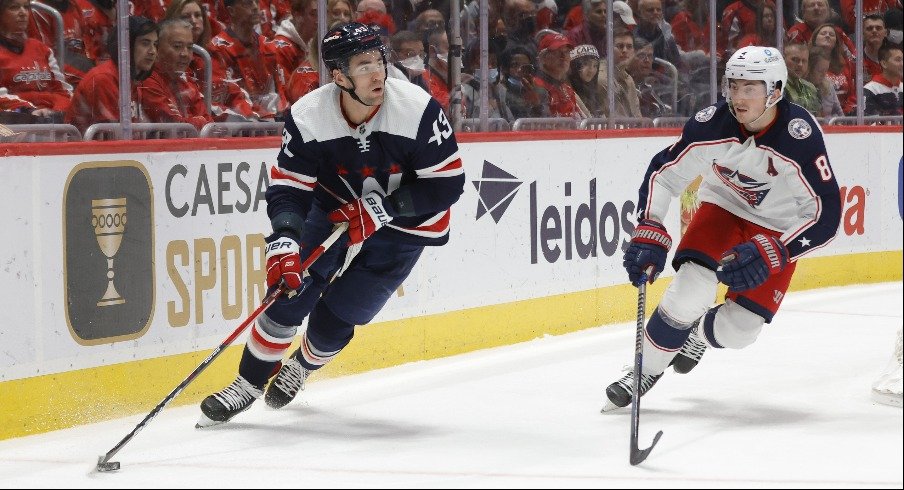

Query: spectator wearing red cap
left=533, top=33, right=588, bottom=118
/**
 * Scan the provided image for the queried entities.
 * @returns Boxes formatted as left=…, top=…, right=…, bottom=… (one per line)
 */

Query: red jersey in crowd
left=720, top=0, right=767, bottom=51
left=533, top=72, right=582, bottom=118
left=139, top=67, right=212, bottom=129
left=129, top=0, right=166, bottom=21
left=827, top=63, right=858, bottom=114
left=671, top=10, right=710, bottom=53
left=207, top=29, right=286, bottom=119
left=267, top=19, right=308, bottom=79
left=66, top=59, right=144, bottom=131
left=74, top=0, right=114, bottom=62
left=285, top=63, right=318, bottom=103
left=28, top=0, right=97, bottom=87
left=258, top=0, right=291, bottom=39
left=0, top=37, right=72, bottom=112
left=786, top=24, right=857, bottom=59
left=423, top=65, right=452, bottom=113
left=839, top=0, right=901, bottom=30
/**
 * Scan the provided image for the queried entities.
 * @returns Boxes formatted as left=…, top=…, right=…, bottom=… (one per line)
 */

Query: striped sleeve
left=390, top=98, right=465, bottom=217
left=266, top=108, right=320, bottom=221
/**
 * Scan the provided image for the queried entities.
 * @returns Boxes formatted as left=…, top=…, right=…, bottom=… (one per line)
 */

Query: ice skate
left=672, top=324, right=707, bottom=374
left=196, top=375, right=264, bottom=428
left=601, top=368, right=663, bottom=412
left=265, top=351, right=312, bottom=409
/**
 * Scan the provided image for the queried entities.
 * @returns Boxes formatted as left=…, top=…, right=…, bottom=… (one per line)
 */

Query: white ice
left=1, top=282, right=902, bottom=488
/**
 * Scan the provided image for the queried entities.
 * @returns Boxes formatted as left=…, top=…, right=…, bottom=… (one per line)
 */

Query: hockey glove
left=623, top=220, right=673, bottom=286
left=265, top=234, right=307, bottom=292
left=716, top=234, right=788, bottom=292
left=327, top=191, right=393, bottom=245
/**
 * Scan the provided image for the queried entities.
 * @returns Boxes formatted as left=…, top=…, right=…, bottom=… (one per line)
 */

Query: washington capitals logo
left=473, top=161, right=522, bottom=223
left=713, top=162, right=771, bottom=207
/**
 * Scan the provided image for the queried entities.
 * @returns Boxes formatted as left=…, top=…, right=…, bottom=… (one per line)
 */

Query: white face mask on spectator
left=399, top=55, right=425, bottom=74
left=889, top=29, right=903, bottom=45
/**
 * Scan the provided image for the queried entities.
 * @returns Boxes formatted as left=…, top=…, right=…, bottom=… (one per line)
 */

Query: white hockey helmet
left=723, top=46, right=788, bottom=110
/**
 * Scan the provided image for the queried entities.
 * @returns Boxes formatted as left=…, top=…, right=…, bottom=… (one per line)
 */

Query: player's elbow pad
left=270, top=211, right=305, bottom=241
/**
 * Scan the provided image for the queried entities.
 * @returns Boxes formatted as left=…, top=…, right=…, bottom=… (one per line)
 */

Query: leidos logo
left=64, top=161, right=155, bottom=345
left=473, top=161, right=637, bottom=264
left=473, top=161, right=523, bottom=222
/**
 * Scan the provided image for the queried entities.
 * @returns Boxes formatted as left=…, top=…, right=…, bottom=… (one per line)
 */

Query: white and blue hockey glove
left=716, top=234, right=788, bottom=292
left=623, top=220, right=672, bottom=286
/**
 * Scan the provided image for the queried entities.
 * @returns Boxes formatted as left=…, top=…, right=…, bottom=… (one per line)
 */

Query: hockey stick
left=629, top=268, right=663, bottom=466
left=95, top=222, right=349, bottom=473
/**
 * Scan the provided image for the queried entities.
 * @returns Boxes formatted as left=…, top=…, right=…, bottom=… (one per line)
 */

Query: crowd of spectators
left=1, top=0, right=901, bottom=137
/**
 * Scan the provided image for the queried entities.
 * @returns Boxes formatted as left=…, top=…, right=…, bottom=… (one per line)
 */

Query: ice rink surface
left=1, top=282, right=901, bottom=488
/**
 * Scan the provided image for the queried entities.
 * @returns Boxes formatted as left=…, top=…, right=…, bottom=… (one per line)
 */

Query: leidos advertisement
left=1, top=131, right=900, bottom=380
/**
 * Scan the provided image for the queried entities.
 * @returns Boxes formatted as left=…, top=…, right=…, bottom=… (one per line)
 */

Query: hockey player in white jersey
left=602, top=46, right=842, bottom=411
left=198, top=22, right=465, bottom=426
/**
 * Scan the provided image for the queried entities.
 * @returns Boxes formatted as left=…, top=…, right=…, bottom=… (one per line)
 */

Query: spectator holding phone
left=498, top=46, right=547, bottom=119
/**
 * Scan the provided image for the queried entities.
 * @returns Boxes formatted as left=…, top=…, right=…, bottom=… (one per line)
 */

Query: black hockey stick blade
left=630, top=429, right=663, bottom=466
left=95, top=455, right=120, bottom=472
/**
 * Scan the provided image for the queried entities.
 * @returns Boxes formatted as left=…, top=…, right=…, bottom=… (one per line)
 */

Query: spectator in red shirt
left=532, top=32, right=587, bottom=118
left=207, top=0, right=286, bottom=120
left=0, top=0, right=73, bottom=119
left=74, top=0, right=114, bottom=62
left=422, top=27, right=453, bottom=112
left=27, top=0, right=97, bottom=87
left=737, top=2, right=778, bottom=49
left=839, top=0, right=899, bottom=32
left=132, top=0, right=166, bottom=22
left=139, top=19, right=212, bottom=129
left=787, top=0, right=857, bottom=58
left=810, top=23, right=857, bottom=114
left=165, top=0, right=212, bottom=84
left=66, top=15, right=158, bottom=132
left=720, top=0, right=767, bottom=52
left=670, top=0, right=710, bottom=53
left=268, top=0, right=317, bottom=80
left=864, top=13, right=889, bottom=77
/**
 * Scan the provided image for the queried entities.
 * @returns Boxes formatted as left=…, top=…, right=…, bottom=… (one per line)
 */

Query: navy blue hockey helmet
left=321, top=22, right=387, bottom=73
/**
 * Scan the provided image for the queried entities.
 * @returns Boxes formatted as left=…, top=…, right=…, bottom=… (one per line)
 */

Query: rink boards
left=0, top=126, right=901, bottom=439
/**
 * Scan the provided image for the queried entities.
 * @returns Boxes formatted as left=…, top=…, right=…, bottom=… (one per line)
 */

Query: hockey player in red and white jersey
left=602, top=46, right=842, bottom=411
left=197, top=23, right=465, bottom=427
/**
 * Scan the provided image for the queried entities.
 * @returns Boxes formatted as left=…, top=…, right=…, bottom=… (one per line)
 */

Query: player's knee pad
left=658, top=262, right=719, bottom=326
left=305, top=301, right=355, bottom=353
left=702, top=300, right=765, bottom=349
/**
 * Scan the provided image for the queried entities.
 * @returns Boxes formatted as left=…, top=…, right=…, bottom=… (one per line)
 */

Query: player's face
left=1, top=0, right=30, bottom=35
left=342, top=49, right=386, bottom=105
left=728, top=79, right=769, bottom=124
left=133, top=31, right=159, bottom=73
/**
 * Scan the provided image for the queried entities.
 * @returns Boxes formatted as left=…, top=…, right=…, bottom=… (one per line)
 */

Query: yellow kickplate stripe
left=1, top=250, right=900, bottom=440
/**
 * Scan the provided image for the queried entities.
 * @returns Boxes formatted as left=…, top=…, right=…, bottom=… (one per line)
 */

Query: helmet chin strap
left=339, top=79, right=374, bottom=106
left=729, top=91, right=780, bottom=128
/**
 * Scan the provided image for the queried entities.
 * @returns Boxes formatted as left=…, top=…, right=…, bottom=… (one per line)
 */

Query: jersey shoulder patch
left=787, top=117, right=813, bottom=139
left=695, top=105, right=717, bottom=122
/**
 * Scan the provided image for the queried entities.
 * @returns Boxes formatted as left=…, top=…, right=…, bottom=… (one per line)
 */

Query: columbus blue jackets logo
left=713, top=162, right=771, bottom=207
left=788, top=118, right=812, bottom=139
left=695, top=105, right=716, bottom=122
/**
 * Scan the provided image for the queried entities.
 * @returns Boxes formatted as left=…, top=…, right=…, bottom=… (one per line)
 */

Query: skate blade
left=600, top=400, right=626, bottom=413
left=195, top=413, right=226, bottom=429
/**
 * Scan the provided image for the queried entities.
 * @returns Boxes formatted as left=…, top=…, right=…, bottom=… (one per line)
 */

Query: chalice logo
left=92, top=198, right=127, bottom=306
